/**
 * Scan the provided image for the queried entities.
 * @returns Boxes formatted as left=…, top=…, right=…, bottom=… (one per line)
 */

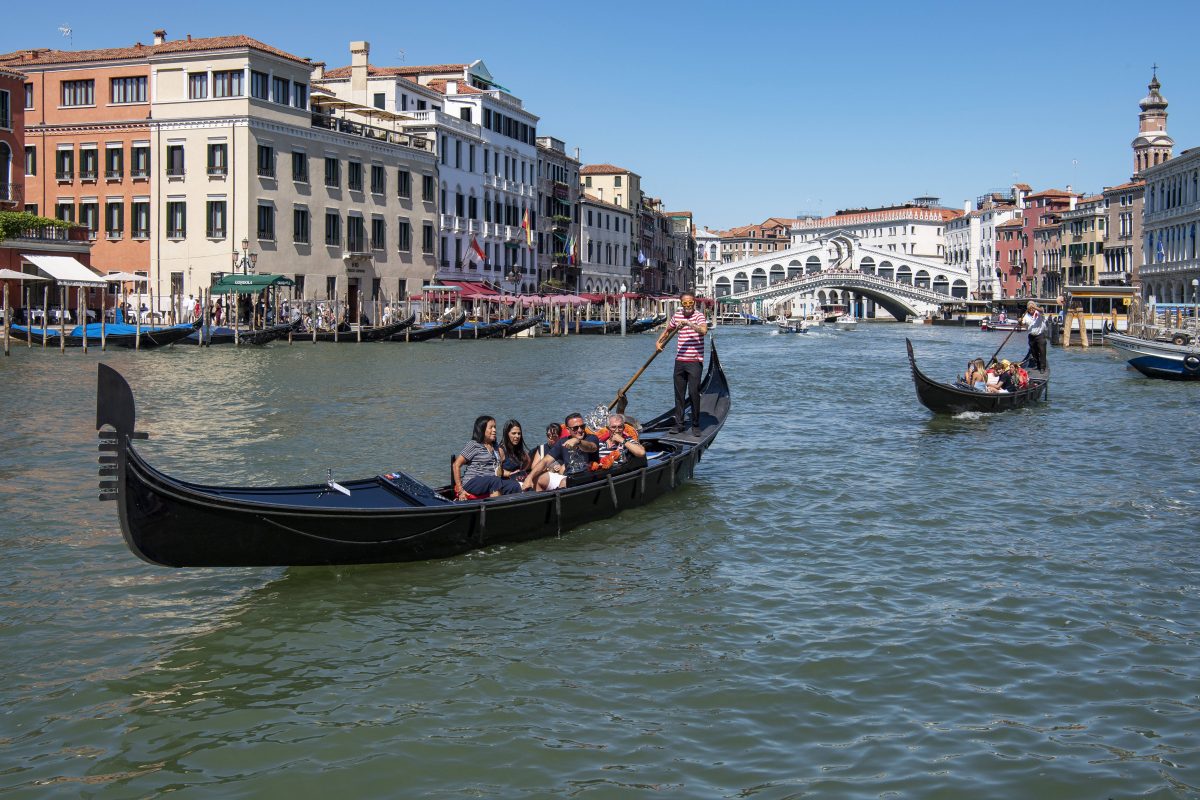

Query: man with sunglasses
left=656, top=292, right=708, bottom=435
left=522, top=413, right=600, bottom=491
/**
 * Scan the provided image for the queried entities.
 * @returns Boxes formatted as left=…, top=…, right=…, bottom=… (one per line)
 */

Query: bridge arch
left=787, top=260, right=802, bottom=279
left=952, top=279, right=967, bottom=298
left=751, top=267, right=768, bottom=289
left=915, top=269, right=930, bottom=289
left=769, top=264, right=785, bottom=284
left=932, top=274, right=949, bottom=294
left=878, top=260, right=893, bottom=281
left=734, top=272, right=749, bottom=293
left=859, top=256, right=875, bottom=274
left=897, top=266, right=912, bottom=285
left=715, top=276, right=731, bottom=297
left=806, top=256, right=821, bottom=274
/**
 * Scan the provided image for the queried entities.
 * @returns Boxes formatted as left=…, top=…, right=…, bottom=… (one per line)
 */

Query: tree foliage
left=0, top=211, right=74, bottom=243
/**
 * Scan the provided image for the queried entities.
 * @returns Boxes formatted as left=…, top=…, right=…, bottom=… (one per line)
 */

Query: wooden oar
left=608, top=327, right=678, bottom=413
left=988, top=326, right=1019, bottom=366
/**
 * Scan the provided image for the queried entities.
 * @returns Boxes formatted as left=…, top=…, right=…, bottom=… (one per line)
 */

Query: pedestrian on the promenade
left=656, top=292, right=708, bottom=435
left=1021, top=300, right=1048, bottom=373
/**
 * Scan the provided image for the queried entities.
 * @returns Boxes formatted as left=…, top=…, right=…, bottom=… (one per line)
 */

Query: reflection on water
left=1, top=327, right=1198, bottom=796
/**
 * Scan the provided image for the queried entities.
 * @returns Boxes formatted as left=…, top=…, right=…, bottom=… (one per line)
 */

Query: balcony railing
left=105, top=170, right=122, bottom=180
left=4, top=225, right=89, bottom=242
left=312, top=112, right=434, bottom=152
left=0, top=183, right=22, bottom=205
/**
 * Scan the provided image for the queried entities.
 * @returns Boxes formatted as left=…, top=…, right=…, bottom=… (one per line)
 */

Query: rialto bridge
left=706, top=232, right=971, bottom=319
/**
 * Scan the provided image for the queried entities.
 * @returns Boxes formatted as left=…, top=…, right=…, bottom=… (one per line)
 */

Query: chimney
left=446, top=80, right=457, bottom=94
left=153, top=29, right=167, bottom=45
left=350, top=41, right=370, bottom=103
left=963, top=200, right=970, bottom=214
left=186, top=33, right=192, bottom=42
left=310, top=61, right=325, bottom=81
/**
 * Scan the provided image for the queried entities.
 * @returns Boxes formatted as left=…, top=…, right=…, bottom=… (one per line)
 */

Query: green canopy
left=718, top=296, right=742, bottom=305
left=210, top=274, right=295, bottom=294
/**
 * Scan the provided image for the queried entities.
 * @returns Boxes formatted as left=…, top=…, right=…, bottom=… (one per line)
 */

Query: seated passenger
left=523, top=413, right=600, bottom=491
left=452, top=415, right=523, bottom=500
left=968, top=358, right=988, bottom=391
left=996, top=359, right=1016, bottom=391
left=499, top=419, right=532, bottom=484
left=593, top=413, right=647, bottom=471
left=532, top=422, right=561, bottom=462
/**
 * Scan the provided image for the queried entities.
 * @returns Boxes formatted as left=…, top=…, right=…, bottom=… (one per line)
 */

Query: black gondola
left=627, top=315, right=668, bottom=334
left=185, top=320, right=298, bottom=346
left=448, top=319, right=509, bottom=339
left=388, top=313, right=467, bottom=342
left=906, top=338, right=1047, bottom=415
left=95, top=342, right=729, bottom=567
left=483, top=315, right=543, bottom=339
left=8, top=320, right=201, bottom=349
left=308, top=314, right=415, bottom=343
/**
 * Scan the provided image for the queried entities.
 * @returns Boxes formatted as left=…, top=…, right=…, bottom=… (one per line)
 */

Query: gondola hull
left=906, top=338, right=1047, bottom=414
left=387, top=314, right=467, bottom=342
left=307, top=314, right=415, bottom=343
left=185, top=321, right=298, bottom=346
left=9, top=320, right=200, bottom=349
left=96, top=344, right=729, bottom=567
left=484, top=315, right=543, bottom=338
left=1105, top=331, right=1200, bottom=380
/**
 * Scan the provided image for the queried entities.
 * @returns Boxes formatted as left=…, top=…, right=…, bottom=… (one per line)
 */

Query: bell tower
left=1132, top=67, right=1174, bottom=178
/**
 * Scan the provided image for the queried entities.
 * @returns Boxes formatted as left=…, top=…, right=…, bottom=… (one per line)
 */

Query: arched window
left=897, top=266, right=913, bottom=285
left=787, top=259, right=802, bottom=279
left=733, top=272, right=749, bottom=293
left=859, top=256, right=875, bottom=274
left=769, top=265, right=784, bottom=284
left=951, top=279, right=968, bottom=298
left=751, top=267, right=767, bottom=289
left=715, top=276, right=732, bottom=297
left=915, top=270, right=930, bottom=289
left=878, top=261, right=894, bottom=281
left=806, top=256, right=821, bottom=274
left=932, top=274, right=950, bottom=294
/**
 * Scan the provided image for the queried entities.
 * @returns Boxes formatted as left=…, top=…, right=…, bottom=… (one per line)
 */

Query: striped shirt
left=458, top=441, right=500, bottom=481
left=668, top=309, right=707, bottom=363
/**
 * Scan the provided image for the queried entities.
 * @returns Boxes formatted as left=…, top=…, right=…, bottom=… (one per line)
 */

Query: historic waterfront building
left=1132, top=71, right=1173, bottom=178
left=1101, top=181, right=1144, bottom=287
left=579, top=193, right=632, bottom=294
left=535, top=136, right=580, bottom=292
left=718, top=218, right=792, bottom=263
left=0, top=65, right=22, bottom=210
left=945, top=188, right=1022, bottom=299
left=1059, top=195, right=1107, bottom=287
left=694, top=227, right=721, bottom=296
left=789, top=199, right=957, bottom=270
left=321, top=48, right=540, bottom=292
left=4, top=32, right=440, bottom=303
left=1140, top=145, right=1200, bottom=304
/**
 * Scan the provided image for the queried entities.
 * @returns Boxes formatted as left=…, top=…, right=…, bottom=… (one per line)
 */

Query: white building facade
left=1140, top=145, right=1200, bottom=303
left=579, top=193, right=632, bottom=293
left=790, top=199, right=957, bottom=266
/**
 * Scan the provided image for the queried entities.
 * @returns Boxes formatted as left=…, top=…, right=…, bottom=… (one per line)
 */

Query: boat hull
left=1106, top=331, right=1200, bottom=380
left=97, top=344, right=730, bottom=567
left=905, top=338, right=1047, bottom=414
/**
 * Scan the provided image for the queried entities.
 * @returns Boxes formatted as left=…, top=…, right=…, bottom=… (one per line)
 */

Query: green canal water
left=0, top=325, right=1197, bottom=798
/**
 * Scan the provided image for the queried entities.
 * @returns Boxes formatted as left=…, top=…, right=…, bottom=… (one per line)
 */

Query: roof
left=1102, top=180, right=1144, bottom=194
left=580, top=192, right=632, bottom=214
left=0, top=65, right=25, bottom=80
left=996, top=219, right=1023, bottom=228
left=424, top=78, right=483, bottom=95
left=1013, top=183, right=1032, bottom=191
left=581, top=163, right=635, bottom=176
left=0, top=35, right=310, bottom=67
left=1025, top=188, right=1075, bottom=199
left=323, top=63, right=467, bottom=79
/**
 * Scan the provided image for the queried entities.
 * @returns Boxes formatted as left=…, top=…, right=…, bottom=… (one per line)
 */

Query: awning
left=21, top=255, right=106, bottom=287
left=443, top=280, right=498, bottom=298
left=578, top=293, right=607, bottom=303
left=210, top=273, right=295, bottom=294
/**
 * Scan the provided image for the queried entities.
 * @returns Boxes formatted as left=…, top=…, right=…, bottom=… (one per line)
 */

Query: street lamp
left=232, top=238, right=258, bottom=275
left=1192, top=277, right=1198, bottom=324
left=505, top=266, right=522, bottom=294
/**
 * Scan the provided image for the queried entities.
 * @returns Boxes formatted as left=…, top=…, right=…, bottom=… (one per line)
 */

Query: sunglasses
left=568, top=424, right=585, bottom=431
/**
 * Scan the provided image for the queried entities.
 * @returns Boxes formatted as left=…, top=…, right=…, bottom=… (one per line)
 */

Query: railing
left=0, top=182, right=22, bottom=204
left=105, top=170, right=122, bottom=180
left=56, top=171, right=73, bottom=181
left=403, top=110, right=480, bottom=139
left=5, top=225, right=89, bottom=242
left=310, top=112, right=433, bottom=152
left=1144, top=199, right=1200, bottom=223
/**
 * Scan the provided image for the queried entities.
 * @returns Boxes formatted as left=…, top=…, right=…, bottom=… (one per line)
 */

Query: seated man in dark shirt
left=522, top=413, right=599, bottom=491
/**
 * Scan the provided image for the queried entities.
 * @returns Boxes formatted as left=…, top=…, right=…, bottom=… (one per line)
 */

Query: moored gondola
left=96, top=342, right=730, bottom=567
left=906, top=338, right=1047, bottom=415
left=449, top=319, right=509, bottom=339
left=8, top=319, right=200, bottom=349
left=186, top=320, right=298, bottom=346
left=386, top=313, right=467, bottom=342
left=484, top=315, right=543, bottom=339
left=308, top=314, right=415, bottom=343
left=627, top=315, right=668, bottom=334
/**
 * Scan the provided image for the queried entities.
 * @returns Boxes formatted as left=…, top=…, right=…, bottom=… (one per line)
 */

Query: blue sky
left=6, top=0, right=1199, bottom=230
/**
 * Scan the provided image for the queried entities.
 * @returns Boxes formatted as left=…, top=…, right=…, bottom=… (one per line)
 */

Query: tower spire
left=1132, top=68, right=1173, bottom=178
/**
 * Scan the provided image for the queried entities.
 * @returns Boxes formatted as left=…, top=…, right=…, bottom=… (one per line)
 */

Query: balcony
left=310, top=112, right=434, bottom=152
left=0, top=182, right=22, bottom=205
left=2, top=224, right=90, bottom=244
left=56, top=171, right=73, bottom=182
left=80, top=170, right=97, bottom=182
left=403, top=109, right=480, bottom=139
left=104, top=170, right=123, bottom=180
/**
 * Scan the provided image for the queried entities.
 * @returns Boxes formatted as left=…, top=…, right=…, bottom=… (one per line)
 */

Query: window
left=132, top=200, right=150, bottom=238
left=55, top=201, right=75, bottom=222
left=370, top=164, right=385, bottom=194
left=131, top=145, right=150, bottom=178
left=397, top=169, right=411, bottom=199
left=25, top=145, right=36, bottom=175
left=324, top=211, right=341, bottom=246
left=324, top=157, right=339, bottom=188
left=416, top=99, right=426, bottom=110
left=348, top=161, right=363, bottom=191
left=188, top=73, right=208, bottom=99
left=397, top=219, right=411, bottom=251
left=460, top=107, right=472, bottom=122
left=24, top=83, right=34, bottom=110
left=347, top=215, right=366, bottom=253
left=166, top=200, right=186, bottom=238
left=206, top=200, right=226, bottom=238
left=326, top=276, right=337, bottom=299
left=81, top=147, right=99, bottom=178
left=293, top=207, right=309, bottom=244
left=371, top=217, right=385, bottom=250
left=250, top=71, right=269, bottom=100
left=293, top=83, right=307, bottom=110
left=166, top=144, right=185, bottom=177
left=79, top=202, right=98, bottom=239
left=104, top=146, right=122, bottom=179
left=421, top=174, right=434, bottom=202
left=585, top=176, right=592, bottom=187
left=207, top=143, right=227, bottom=176
left=292, top=151, right=308, bottom=182
left=373, top=92, right=385, bottom=109
left=105, top=201, right=123, bottom=238
left=271, top=76, right=290, bottom=105
left=257, top=144, right=275, bottom=177
left=55, top=149, right=73, bottom=181
left=422, top=221, right=434, bottom=254
left=110, top=77, right=146, bottom=104
left=257, top=204, right=275, bottom=240
left=0, top=89, right=8, bottom=129
left=61, top=79, right=95, bottom=107
left=213, top=70, right=243, bottom=98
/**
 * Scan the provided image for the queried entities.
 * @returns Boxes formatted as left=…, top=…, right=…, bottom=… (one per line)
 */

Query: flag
left=470, top=236, right=487, bottom=264
left=1156, top=234, right=1165, bottom=263
left=522, top=208, right=533, bottom=248
left=637, top=249, right=647, bottom=266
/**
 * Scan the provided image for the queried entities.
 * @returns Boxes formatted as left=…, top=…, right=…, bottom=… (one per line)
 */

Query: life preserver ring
left=1171, top=334, right=1188, bottom=346
left=1183, top=355, right=1200, bottom=373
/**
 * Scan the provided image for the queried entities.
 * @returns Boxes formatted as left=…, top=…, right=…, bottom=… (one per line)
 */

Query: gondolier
left=656, top=292, right=708, bottom=435
left=1021, top=301, right=1048, bottom=372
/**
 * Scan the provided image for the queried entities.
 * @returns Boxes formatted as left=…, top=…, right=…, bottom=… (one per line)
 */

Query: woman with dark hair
left=452, top=415, right=522, bottom=500
left=533, top=422, right=561, bottom=461
left=499, top=420, right=532, bottom=484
